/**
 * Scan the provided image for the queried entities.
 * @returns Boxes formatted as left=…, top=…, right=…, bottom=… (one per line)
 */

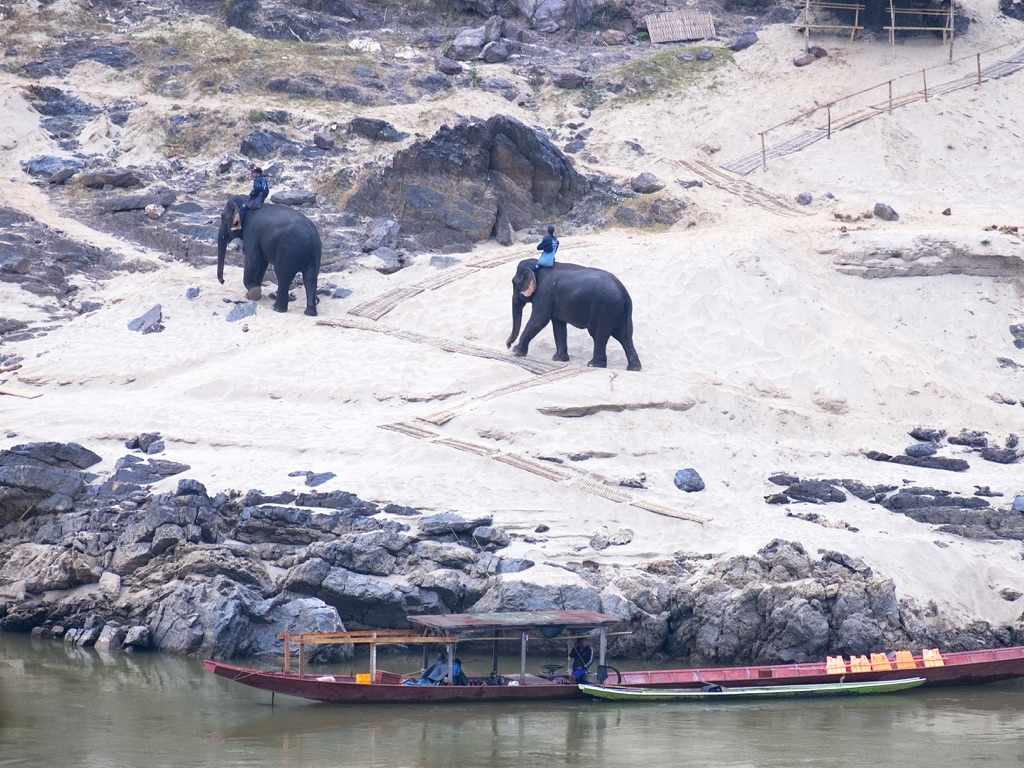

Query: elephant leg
left=513, top=314, right=548, bottom=358
left=614, top=330, right=642, bottom=372
left=302, top=265, right=318, bottom=317
left=551, top=319, right=569, bottom=362
left=243, top=257, right=266, bottom=301
left=588, top=330, right=610, bottom=369
left=273, top=265, right=299, bottom=312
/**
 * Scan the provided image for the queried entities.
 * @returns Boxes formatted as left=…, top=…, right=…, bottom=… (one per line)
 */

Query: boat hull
left=204, top=661, right=585, bottom=703
left=616, top=646, right=1024, bottom=689
left=579, top=677, right=926, bottom=702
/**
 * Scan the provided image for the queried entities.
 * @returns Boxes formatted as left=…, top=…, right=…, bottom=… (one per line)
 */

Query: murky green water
left=2, top=632, right=1023, bottom=767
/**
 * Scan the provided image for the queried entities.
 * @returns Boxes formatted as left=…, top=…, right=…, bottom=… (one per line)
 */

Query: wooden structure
left=884, top=0, right=954, bottom=44
left=644, top=10, right=716, bottom=44
left=792, top=0, right=865, bottom=43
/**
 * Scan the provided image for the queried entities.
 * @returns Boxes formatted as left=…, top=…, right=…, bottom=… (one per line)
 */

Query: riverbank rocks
left=4, top=441, right=1024, bottom=662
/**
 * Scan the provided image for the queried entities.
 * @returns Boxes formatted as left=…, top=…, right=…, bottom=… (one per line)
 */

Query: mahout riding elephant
left=217, top=195, right=322, bottom=316
left=505, top=259, right=641, bottom=371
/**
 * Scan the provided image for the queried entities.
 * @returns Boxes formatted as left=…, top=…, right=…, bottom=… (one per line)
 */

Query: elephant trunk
left=216, top=223, right=229, bottom=285
left=506, top=294, right=525, bottom=349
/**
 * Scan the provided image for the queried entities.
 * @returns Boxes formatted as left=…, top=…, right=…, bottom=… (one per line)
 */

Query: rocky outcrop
left=345, top=114, right=590, bottom=253
left=3, top=442, right=1024, bottom=663
left=825, top=230, right=1024, bottom=279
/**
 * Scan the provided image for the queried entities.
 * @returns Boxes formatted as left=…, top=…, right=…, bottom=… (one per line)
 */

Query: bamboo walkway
left=721, top=44, right=1024, bottom=176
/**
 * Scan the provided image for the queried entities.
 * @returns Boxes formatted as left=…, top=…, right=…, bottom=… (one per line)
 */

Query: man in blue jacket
left=234, top=167, right=270, bottom=230
left=533, top=225, right=558, bottom=275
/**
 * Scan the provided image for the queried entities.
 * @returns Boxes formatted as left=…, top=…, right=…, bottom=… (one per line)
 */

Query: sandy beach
left=2, top=2, right=1023, bottom=630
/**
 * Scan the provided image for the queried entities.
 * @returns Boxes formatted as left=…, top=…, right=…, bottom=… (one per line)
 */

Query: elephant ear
left=519, top=269, right=537, bottom=298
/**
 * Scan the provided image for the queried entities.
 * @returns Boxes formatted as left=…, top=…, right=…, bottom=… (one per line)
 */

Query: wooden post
left=760, top=132, right=767, bottom=171
left=370, top=638, right=377, bottom=683
left=446, top=641, right=455, bottom=685
left=888, top=80, right=893, bottom=114
left=598, top=629, right=607, bottom=668
left=491, top=638, right=499, bottom=678
left=827, top=103, right=832, bottom=139
left=977, top=52, right=982, bottom=85
left=923, top=69, right=928, bottom=102
left=804, top=0, right=811, bottom=51
left=519, top=631, right=528, bottom=684
left=283, top=628, right=290, bottom=673
left=299, top=639, right=306, bottom=677
left=889, top=0, right=896, bottom=45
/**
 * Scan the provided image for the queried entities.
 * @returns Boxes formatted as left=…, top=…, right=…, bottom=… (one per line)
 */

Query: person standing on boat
left=570, top=637, right=594, bottom=682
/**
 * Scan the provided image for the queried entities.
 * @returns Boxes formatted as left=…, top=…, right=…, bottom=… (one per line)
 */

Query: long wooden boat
left=615, top=646, right=1024, bottom=689
left=206, top=611, right=1024, bottom=704
left=205, top=610, right=622, bottom=704
left=579, top=677, right=926, bottom=702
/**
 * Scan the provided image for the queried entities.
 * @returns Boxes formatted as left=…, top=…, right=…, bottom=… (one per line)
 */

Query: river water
left=2, top=632, right=1023, bottom=768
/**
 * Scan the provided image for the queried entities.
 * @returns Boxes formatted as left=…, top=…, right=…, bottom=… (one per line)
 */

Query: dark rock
left=873, top=203, right=899, bottom=221
left=696, top=49, right=714, bottom=61
left=631, top=172, right=665, bottom=194
left=419, top=512, right=493, bottom=536
left=785, top=480, right=846, bottom=504
left=905, top=442, right=937, bottom=458
left=730, top=32, right=758, bottom=51
left=436, top=57, right=464, bottom=75
left=176, top=478, right=208, bottom=497
left=128, top=305, right=163, bottom=334
left=809, top=46, right=828, bottom=58
left=673, top=468, right=705, bottom=493
left=769, top=473, right=800, bottom=486
left=796, top=193, right=813, bottom=205
left=349, top=117, right=408, bottom=142
left=980, top=447, right=1018, bottom=464
left=227, top=302, right=257, bottom=322
left=910, top=427, right=947, bottom=442
left=80, top=169, right=143, bottom=189
left=948, top=430, right=988, bottom=447
left=240, top=128, right=294, bottom=159
left=109, top=455, right=190, bottom=484
left=0, top=442, right=101, bottom=470
left=97, top=189, right=177, bottom=213
left=270, top=190, right=317, bottom=206
left=548, top=68, right=591, bottom=88
left=313, top=131, right=335, bottom=150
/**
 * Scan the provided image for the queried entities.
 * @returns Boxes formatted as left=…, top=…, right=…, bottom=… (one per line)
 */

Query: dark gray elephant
left=217, top=195, right=322, bottom=316
left=505, top=259, right=641, bottom=371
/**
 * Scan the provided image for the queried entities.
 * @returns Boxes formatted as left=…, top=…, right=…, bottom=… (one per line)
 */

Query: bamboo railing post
left=760, top=132, right=767, bottom=171
left=888, top=80, right=893, bottom=113
left=922, top=69, right=928, bottom=102
left=299, top=639, right=306, bottom=676
left=827, top=103, right=832, bottom=138
left=977, top=52, right=982, bottom=85
left=283, top=628, right=290, bottom=673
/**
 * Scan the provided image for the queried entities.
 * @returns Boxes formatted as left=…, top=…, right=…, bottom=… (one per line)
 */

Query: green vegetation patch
left=598, top=46, right=734, bottom=102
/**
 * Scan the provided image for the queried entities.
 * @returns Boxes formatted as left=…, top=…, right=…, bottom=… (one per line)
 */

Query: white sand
left=2, top=9, right=1024, bottom=628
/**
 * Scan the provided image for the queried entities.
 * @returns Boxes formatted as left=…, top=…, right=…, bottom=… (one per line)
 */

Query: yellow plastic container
left=894, top=650, right=917, bottom=669
left=826, top=656, right=847, bottom=675
left=355, top=673, right=372, bottom=684
left=922, top=648, right=945, bottom=667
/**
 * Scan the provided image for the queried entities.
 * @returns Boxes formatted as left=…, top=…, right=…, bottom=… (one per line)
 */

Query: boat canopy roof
left=408, top=610, right=620, bottom=635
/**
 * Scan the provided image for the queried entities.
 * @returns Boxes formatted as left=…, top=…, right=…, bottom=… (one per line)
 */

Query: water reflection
left=3, top=632, right=1024, bottom=768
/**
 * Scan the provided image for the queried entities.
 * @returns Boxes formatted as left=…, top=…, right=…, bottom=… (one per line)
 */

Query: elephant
left=217, top=195, right=322, bottom=316
left=505, top=259, right=642, bottom=371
